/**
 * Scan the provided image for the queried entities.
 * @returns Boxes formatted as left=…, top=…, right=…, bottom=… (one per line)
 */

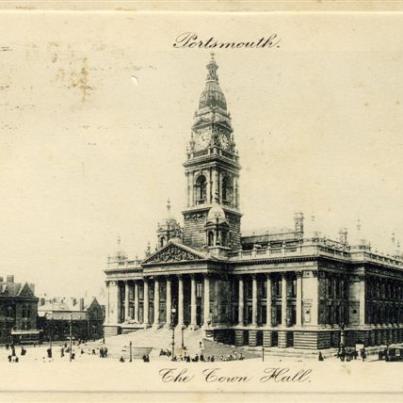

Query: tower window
left=208, top=231, right=214, bottom=246
left=195, top=175, right=207, bottom=204
left=222, top=176, right=233, bottom=205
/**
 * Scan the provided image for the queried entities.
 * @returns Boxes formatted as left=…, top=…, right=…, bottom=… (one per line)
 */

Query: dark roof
left=0, top=281, right=35, bottom=298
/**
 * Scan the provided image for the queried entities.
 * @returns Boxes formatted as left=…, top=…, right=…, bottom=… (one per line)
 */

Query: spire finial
left=206, top=53, right=219, bottom=82
left=167, top=198, right=171, bottom=212
left=117, top=235, right=121, bottom=246
left=356, top=218, right=361, bottom=232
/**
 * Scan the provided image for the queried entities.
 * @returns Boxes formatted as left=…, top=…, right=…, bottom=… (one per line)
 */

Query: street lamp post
left=181, top=326, right=185, bottom=350
left=48, top=312, right=53, bottom=350
left=69, top=313, right=73, bottom=362
left=171, top=308, right=176, bottom=360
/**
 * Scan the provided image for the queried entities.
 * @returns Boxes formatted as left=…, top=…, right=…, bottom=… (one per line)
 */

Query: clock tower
left=182, top=54, right=241, bottom=254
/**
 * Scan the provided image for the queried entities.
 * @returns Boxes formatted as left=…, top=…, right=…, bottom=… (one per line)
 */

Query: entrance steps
left=260, top=347, right=338, bottom=359
left=104, top=326, right=205, bottom=359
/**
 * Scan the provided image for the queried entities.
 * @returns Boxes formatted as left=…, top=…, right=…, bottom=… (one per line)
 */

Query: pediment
left=142, top=242, right=206, bottom=265
left=18, top=283, right=34, bottom=298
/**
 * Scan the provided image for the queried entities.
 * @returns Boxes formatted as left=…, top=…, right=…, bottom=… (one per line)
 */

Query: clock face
left=194, top=131, right=210, bottom=150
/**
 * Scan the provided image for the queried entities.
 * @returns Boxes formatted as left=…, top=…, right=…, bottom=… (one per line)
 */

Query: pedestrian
left=318, top=352, right=324, bottom=361
left=360, top=348, right=367, bottom=361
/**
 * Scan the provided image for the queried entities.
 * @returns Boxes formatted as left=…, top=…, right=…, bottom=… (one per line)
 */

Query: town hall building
left=104, top=55, right=403, bottom=350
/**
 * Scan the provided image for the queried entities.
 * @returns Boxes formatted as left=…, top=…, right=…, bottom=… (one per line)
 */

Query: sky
left=0, top=11, right=403, bottom=298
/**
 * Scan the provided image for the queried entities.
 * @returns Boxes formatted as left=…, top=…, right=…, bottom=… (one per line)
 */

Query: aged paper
left=0, top=1, right=403, bottom=402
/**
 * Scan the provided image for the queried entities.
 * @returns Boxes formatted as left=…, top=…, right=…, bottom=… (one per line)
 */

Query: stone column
left=124, top=281, right=129, bottom=322
left=186, top=173, right=190, bottom=207
left=109, top=281, right=120, bottom=324
left=206, top=169, right=211, bottom=204
left=153, top=278, right=160, bottom=328
left=212, top=169, right=219, bottom=201
left=177, top=275, right=184, bottom=327
left=281, top=274, right=287, bottom=327
left=252, top=275, right=258, bottom=327
left=190, top=275, right=197, bottom=329
left=359, top=275, right=366, bottom=326
left=134, top=281, right=139, bottom=323
left=191, top=173, right=195, bottom=206
left=143, top=278, right=149, bottom=327
left=296, top=273, right=302, bottom=326
left=266, top=274, right=272, bottom=327
left=203, top=275, right=210, bottom=327
left=165, top=277, right=172, bottom=327
left=106, top=281, right=110, bottom=324
left=238, top=276, right=244, bottom=326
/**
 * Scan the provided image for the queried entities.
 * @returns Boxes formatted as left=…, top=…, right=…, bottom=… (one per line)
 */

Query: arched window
left=221, top=230, right=228, bottom=246
left=222, top=176, right=233, bottom=205
left=195, top=175, right=207, bottom=204
left=160, top=237, right=165, bottom=248
left=208, top=231, right=214, bottom=246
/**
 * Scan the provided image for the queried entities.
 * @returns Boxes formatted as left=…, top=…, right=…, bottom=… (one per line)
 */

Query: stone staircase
left=102, top=327, right=205, bottom=359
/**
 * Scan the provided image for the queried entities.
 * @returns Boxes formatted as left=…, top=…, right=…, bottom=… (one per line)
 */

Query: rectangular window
left=246, top=281, right=252, bottom=299
left=276, top=305, right=282, bottom=325
left=196, top=282, right=203, bottom=298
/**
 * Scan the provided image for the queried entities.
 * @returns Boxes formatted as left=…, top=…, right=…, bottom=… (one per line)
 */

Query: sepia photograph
left=0, top=2, right=403, bottom=401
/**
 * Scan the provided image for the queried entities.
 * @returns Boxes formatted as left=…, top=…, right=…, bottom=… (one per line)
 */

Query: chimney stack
left=294, top=212, right=304, bottom=236
left=79, top=297, right=85, bottom=311
left=339, top=228, right=348, bottom=245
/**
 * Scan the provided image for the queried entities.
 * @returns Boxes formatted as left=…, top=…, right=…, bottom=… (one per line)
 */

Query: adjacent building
left=38, top=297, right=104, bottom=341
left=0, top=275, right=39, bottom=344
left=104, top=55, right=403, bottom=350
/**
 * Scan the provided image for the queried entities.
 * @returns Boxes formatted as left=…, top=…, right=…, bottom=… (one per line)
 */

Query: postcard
left=0, top=2, right=402, bottom=402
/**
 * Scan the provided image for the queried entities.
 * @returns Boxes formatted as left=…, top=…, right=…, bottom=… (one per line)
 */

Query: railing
left=230, top=240, right=403, bottom=268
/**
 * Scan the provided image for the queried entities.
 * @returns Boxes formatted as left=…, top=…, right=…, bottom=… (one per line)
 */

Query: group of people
left=317, top=346, right=369, bottom=362
left=6, top=343, right=25, bottom=363
left=336, top=346, right=367, bottom=362
left=119, top=353, right=150, bottom=363
left=170, top=351, right=244, bottom=362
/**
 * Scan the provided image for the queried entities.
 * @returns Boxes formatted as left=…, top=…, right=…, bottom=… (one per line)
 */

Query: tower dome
left=207, top=203, right=227, bottom=224
left=198, top=53, right=227, bottom=111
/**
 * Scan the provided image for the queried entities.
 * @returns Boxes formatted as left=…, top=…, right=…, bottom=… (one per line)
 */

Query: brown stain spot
left=69, top=58, right=93, bottom=103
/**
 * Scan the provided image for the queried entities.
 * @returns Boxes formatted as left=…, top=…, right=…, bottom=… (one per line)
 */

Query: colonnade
left=106, top=271, right=307, bottom=329
left=106, top=275, right=210, bottom=329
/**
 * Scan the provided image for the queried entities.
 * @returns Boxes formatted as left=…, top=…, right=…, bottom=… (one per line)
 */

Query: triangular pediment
left=142, top=241, right=206, bottom=265
left=18, top=283, right=34, bottom=298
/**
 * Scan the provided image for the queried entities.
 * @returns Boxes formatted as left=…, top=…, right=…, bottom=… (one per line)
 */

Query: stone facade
left=0, top=275, right=39, bottom=344
left=38, top=297, right=105, bottom=341
left=104, top=55, right=403, bottom=351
